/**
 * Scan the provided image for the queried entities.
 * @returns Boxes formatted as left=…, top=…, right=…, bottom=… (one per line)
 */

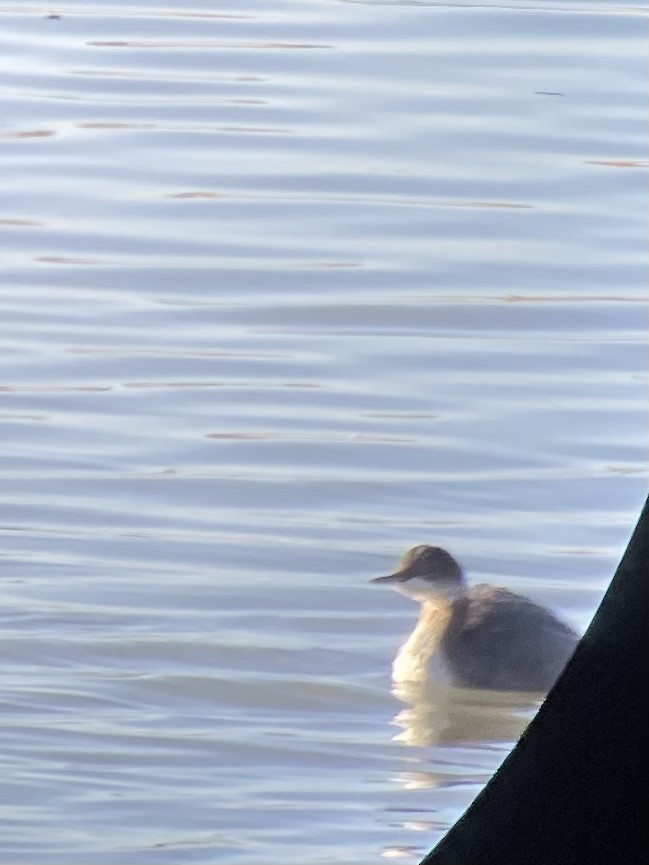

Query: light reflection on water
left=0, top=0, right=646, bottom=862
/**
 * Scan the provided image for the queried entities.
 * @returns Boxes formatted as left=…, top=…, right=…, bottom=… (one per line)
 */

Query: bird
left=371, top=544, right=578, bottom=692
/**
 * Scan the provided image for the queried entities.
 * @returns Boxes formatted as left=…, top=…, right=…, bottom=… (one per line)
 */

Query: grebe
left=371, top=544, right=578, bottom=691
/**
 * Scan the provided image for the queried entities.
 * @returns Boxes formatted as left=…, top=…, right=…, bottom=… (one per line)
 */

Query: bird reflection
left=390, top=677, right=538, bottom=749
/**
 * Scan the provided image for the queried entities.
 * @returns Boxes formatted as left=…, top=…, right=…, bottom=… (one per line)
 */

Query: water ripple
left=0, top=0, right=646, bottom=863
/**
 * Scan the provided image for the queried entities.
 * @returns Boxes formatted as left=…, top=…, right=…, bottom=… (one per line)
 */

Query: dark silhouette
left=420, top=494, right=649, bottom=865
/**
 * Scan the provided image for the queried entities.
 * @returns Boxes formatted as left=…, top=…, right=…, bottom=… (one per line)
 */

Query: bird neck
left=392, top=598, right=454, bottom=683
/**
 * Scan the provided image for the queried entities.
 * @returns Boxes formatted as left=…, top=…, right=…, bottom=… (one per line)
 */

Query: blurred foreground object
left=421, top=495, right=649, bottom=865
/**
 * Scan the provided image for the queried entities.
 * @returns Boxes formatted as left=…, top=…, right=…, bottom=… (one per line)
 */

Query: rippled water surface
left=0, top=1, right=647, bottom=862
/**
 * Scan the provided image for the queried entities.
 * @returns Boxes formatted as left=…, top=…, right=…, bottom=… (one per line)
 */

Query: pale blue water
left=0, top=1, right=646, bottom=862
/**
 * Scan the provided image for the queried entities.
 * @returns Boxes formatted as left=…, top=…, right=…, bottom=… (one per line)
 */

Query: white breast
left=392, top=642, right=453, bottom=685
left=391, top=601, right=454, bottom=686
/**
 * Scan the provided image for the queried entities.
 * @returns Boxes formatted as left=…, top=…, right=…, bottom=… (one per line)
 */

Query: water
left=0, top=0, right=646, bottom=862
